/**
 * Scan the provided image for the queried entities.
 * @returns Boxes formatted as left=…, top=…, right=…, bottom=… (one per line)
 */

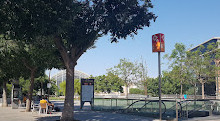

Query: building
left=189, top=37, right=220, bottom=98
left=52, top=70, right=90, bottom=88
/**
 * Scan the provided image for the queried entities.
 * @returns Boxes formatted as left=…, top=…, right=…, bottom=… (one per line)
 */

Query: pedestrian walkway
left=0, top=107, right=36, bottom=121
left=1, top=100, right=220, bottom=121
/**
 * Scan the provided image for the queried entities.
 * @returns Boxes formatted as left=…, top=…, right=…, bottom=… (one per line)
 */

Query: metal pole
left=176, top=94, right=178, bottom=121
left=111, top=98, right=112, bottom=109
left=48, top=70, right=51, bottom=101
left=217, top=62, right=219, bottom=99
left=158, top=52, right=162, bottom=120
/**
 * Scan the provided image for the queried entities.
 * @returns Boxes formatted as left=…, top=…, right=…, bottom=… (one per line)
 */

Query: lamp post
left=152, top=33, right=165, bottom=120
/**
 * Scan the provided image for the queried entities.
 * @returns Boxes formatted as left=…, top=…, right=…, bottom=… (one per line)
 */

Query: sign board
left=11, top=84, right=21, bottom=109
left=152, top=33, right=165, bottom=52
left=47, top=83, right=51, bottom=88
left=80, top=79, right=94, bottom=109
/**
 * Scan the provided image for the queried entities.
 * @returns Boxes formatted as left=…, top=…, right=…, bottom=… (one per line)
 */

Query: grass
left=49, top=96, right=65, bottom=100
left=49, top=96, right=80, bottom=101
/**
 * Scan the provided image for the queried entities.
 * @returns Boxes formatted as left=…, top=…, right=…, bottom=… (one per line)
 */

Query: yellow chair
left=39, top=103, right=48, bottom=114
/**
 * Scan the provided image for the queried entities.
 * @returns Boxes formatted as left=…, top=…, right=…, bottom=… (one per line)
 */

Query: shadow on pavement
left=36, top=101, right=155, bottom=121
left=36, top=116, right=61, bottom=121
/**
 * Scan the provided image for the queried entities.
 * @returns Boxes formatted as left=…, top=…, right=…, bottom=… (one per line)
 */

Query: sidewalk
left=1, top=100, right=220, bottom=121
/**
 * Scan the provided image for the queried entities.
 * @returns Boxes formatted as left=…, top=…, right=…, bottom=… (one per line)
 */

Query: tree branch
left=74, top=32, right=98, bottom=62
left=54, top=35, right=70, bottom=66
left=22, top=59, right=35, bottom=71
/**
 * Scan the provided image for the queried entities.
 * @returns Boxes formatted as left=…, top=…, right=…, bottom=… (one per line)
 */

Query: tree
left=35, top=74, right=58, bottom=96
left=35, top=74, right=49, bottom=97
left=94, top=75, right=107, bottom=93
left=184, top=50, right=199, bottom=99
left=162, top=71, right=183, bottom=95
left=189, top=43, right=217, bottom=99
left=146, top=72, right=184, bottom=97
left=106, top=71, right=124, bottom=93
left=16, top=39, right=63, bottom=111
left=214, top=44, right=220, bottom=98
left=111, top=58, right=137, bottom=97
left=164, top=43, right=187, bottom=96
left=93, top=74, right=123, bottom=93
left=0, top=0, right=156, bottom=120
left=0, top=38, right=28, bottom=107
left=136, top=58, right=148, bottom=95
left=147, top=77, right=158, bottom=96
left=0, top=36, right=62, bottom=111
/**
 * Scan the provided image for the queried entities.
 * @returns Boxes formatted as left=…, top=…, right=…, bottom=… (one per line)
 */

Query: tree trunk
left=202, top=82, right=205, bottom=99
left=26, top=69, right=36, bottom=112
left=194, top=83, right=197, bottom=110
left=180, top=80, right=183, bottom=97
left=194, top=83, right=197, bottom=100
left=54, top=35, right=91, bottom=121
left=61, top=63, right=75, bottom=121
left=144, top=85, right=148, bottom=96
left=124, top=85, right=128, bottom=98
left=2, top=81, right=8, bottom=107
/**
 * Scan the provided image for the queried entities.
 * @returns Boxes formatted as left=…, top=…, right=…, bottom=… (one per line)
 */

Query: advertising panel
left=80, top=79, right=94, bottom=109
left=152, top=33, right=165, bottom=52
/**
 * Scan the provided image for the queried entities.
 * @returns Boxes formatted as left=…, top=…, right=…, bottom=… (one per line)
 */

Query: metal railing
left=92, top=98, right=220, bottom=120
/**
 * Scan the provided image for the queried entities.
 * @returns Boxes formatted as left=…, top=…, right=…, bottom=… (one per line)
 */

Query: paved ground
left=1, top=100, right=220, bottom=121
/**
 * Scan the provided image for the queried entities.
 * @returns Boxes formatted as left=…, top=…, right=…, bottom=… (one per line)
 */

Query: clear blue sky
left=46, top=0, right=220, bottom=78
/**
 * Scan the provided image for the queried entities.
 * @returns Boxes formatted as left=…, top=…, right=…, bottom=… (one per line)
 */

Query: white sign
left=47, top=83, right=51, bottom=88
left=82, top=85, right=94, bottom=101
left=81, top=79, right=94, bottom=102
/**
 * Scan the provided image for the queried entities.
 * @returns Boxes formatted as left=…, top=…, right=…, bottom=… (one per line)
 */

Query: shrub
left=129, top=88, right=144, bottom=95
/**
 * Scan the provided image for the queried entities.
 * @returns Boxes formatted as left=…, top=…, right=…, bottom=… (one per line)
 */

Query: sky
left=46, top=0, right=220, bottom=78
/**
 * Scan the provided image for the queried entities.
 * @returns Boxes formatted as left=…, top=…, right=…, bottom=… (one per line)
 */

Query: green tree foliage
left=49, top=79, right=59, bottom=95
left=164, top=42, right=220, bottom=99
left=187, top=43, right=217, bottom=99
left=19, top=78, right=30, bottom=95
left=147, top=77, right=158, bottom=96
left=161, top=71, right=189, bottom=95
left=106, top=72, right=124, bottom=93
left=59, top=79, right=81, bottom=96
left=0, top=0, right=156, bottom=119
left=146, top=71, right=191, bottom=97
left=16, top=40, right=63, bottom=111
left=94, top=73, right=123, bottom=93
left=0, top=38, right=28, bottom=107
left=35, top=74, right=58, bottom=96
left=59, top=81, right=66, bottom=96
left=19, top=75, right=58, bottom=96
left=94, top=75, right=107, bottom=93
left=0, top=37, right=62, bottom=110
left=74, top=79, right=81, bottom=96
left=111, top=58, right=138, bottom=97
left=164, top=43, right=187, bottom=96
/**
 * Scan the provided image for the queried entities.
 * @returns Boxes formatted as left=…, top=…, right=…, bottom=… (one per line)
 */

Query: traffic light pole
left=158, top=52, right=162, bottom=120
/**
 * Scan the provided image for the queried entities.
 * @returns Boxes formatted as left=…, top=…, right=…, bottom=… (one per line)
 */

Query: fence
left=93, top=97, right=220, bottom=120
left=93, top=98, right=139, bottom=111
